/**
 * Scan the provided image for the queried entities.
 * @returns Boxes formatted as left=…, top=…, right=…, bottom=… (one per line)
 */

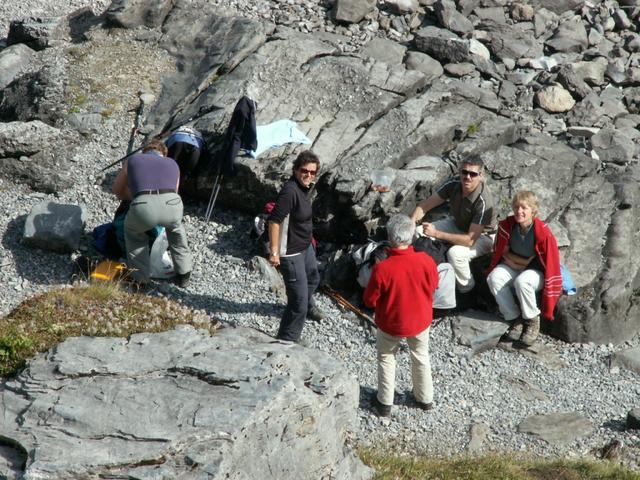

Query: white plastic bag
left=149, top=228, right=175, bottom=279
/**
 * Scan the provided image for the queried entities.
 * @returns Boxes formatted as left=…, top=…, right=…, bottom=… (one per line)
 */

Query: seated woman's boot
left=504, top=318, right=524, bottom=342
left=520, top=316, right=540, bottom=346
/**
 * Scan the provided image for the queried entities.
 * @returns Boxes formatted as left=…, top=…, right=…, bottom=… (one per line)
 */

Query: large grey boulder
left=477, top=20, right=544, bottom=62
left=333, top=0, right=376, bottom=24
left=105, top=0, right=175, bottom=28
left=434, top=0, right=474, bottom=36
left=405, top=51, right=444, bottom=83
left=143, top=6, right=274, bottom=134
left=0, top=326, right=371, bottom=480
left=0, top=58, right=68, bottom=125
left=0, top=121, right=76, bottom=192
left=23, top=201, right=87, bottom=253
left=525, top=0, right=585, bottom=14
left=0, top=44, right=36, bottom=90
left=414, top=26, right=472, bottom=63
left=7, top=16, right=69, bottom=50
left=545, top=16, right=589, bottom=53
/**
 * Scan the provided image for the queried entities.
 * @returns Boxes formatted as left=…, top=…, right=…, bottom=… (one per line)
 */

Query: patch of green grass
left=466, top=120, right=482, bottom=136
left=0, top=283, right=216, bottom=377
left=359, top=450, right=640, bottom=480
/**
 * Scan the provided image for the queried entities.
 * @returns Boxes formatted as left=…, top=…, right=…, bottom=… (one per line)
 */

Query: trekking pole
left=125, top=92, right=152, bottom=155
left=97, top=102, right=221, bottom=174
left=321, top=285, right=377, bottom=330
left=204, top=172, right=223, bottom=222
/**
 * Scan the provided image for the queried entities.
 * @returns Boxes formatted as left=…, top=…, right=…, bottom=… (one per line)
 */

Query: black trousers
left=277, top=244, right=320, bottom=342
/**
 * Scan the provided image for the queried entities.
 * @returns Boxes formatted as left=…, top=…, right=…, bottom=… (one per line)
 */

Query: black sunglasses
left=460, top=169, right=480, bottom=178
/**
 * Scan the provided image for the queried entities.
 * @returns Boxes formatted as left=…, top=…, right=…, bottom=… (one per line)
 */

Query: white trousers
left=376, top=327, right=433, bottom=406
left=432, top=217, right=494, bottom=292
left=487, top=263, right=543, bottom=321
left=434, top=263, right=456, bottom=309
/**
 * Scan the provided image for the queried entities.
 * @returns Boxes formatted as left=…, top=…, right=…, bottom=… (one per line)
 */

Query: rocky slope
left=2, top=0, right=640, bottom=475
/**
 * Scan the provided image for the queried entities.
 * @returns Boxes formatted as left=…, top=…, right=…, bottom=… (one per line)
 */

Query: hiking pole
left=97, top=102, right=221, bottom=174
left=321, top=285, right=377, bottom=330
left=204, top=172, right=223, bottom=222
left=125, top=92, right=154, bottom=155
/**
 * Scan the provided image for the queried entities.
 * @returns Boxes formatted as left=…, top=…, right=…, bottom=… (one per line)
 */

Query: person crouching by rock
left=486, top=191, right=561, bottom=346
left=165, top=126, right=204, bottom=192
left=268, top=150, right=325, bottom=344
left=364, top=214, right=439, bottom=417
left=112, top=138, right=193, bottom=288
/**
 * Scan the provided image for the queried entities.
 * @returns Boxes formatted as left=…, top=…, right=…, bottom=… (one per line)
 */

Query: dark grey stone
left=414, top=26, right=471, bottom=63
left=105, top=0, right=175, bottom=28
left=627, top=408, right=640, bottom=430
left=7, top=16, right=69, bottom=50
left=22, top=202, right=87, bottom=253
left=518, top=412, right=593, bottom=445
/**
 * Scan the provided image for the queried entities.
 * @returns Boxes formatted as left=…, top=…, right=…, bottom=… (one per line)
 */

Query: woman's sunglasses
left=299, top=168, right=317, bottom=176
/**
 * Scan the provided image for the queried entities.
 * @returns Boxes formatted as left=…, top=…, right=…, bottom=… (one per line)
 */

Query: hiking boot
left=416, top=401, right=434, bottom=411
left=504, top=319, right=524, bottom=342
left=371, top=395, right=392, bottom=417
left=520, top=315, right=540, bottom=346
left=307, top=305, right=326, bottom=322
left=175, top=271, right=191, bottom=288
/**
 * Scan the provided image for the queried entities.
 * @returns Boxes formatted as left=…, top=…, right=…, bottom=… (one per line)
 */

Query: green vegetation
left=0, top=282, right=216, bottom=377
left=466, top=121, right=483, bottom=136
left=360, top=450, right=640, bottom=480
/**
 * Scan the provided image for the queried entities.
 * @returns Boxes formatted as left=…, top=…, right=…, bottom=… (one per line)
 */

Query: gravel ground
left=2, top=0, right=640, bottom=471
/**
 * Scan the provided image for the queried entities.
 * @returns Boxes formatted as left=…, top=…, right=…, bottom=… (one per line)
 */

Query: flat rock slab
left=518, top=412, right=594, bottom=445
left=503, top=375, right=550, bottom=402
left=451, top=309, right=508, bottom=357
left=498, top=339, right=567, bottom=371
left=0, top=325, right=371, bottom=480
left=611, top=346, right=640, bottom=374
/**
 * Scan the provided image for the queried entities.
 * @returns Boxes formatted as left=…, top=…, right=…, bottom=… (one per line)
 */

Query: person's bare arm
left=112, top=159, right=132, bottom=200
left=423, top=222, right=484, bottom=248
left=268, top=221, right=281, bottom=267
left=410, top=192, right=445, bottom=223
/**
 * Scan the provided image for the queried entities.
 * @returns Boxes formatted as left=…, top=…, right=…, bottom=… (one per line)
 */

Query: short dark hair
left=143, top=138, right=168, bottom=157
left=458, top=155, right=484, bottom=171
left=292, top=150, right=320, bottom=173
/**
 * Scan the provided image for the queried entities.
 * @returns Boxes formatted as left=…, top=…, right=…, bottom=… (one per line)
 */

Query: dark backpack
left=412, top=236, right=449, bottom=265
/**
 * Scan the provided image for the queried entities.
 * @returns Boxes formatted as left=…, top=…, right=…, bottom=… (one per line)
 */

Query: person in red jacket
left=487, top=191, right=562, bottom=346
left=364, top=214, right=439, bottom=417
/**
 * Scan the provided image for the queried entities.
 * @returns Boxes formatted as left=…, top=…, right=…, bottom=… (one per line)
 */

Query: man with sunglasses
left=410, top=156, right=496, bottom=293
left=268, top=150, right=325, bottom=343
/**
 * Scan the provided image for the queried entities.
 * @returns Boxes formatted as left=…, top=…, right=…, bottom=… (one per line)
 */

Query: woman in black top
left=268, top=151, right=324, bottom=343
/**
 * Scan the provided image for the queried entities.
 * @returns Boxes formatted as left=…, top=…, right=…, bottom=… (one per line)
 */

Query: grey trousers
left=124, top=192, right=192, bottom=283
left=277, top=244, right=320, bottom=342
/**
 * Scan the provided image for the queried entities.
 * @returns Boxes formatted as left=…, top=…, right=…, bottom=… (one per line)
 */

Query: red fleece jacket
left=363, top=246, right=439, bottom=337
left=488, top=216, right=562, bottom=320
